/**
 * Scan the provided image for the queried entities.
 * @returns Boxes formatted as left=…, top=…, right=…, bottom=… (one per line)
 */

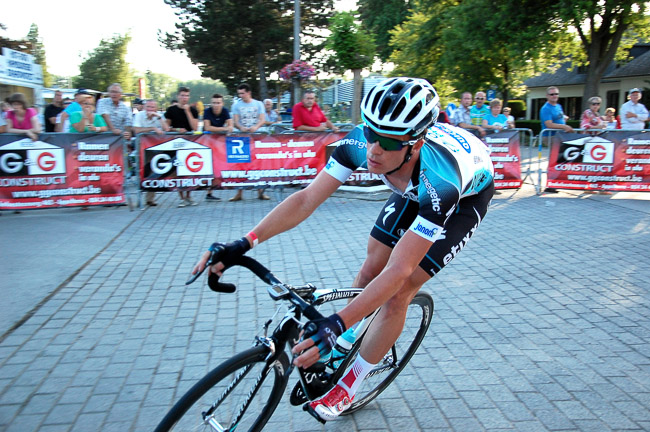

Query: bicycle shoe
left=303, top=384, right=354, bottom=422
left=290, top=370, right=332, bottom=405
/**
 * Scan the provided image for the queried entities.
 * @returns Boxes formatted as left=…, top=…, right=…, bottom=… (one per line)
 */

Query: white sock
left=337, top=355, right=377, bottom=397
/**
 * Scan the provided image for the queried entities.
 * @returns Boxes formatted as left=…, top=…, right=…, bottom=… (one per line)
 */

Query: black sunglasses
left=548, top=93, right=559, bottom=96
left=363, top=126, right=416, bottom=151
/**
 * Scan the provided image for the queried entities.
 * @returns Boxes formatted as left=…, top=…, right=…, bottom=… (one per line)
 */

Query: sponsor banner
left=0, top=134, right=125, bottom=210
left=546, top=131, right=650, bottom=192
left=139, top=133, right=344, bottom=191
left=482, top=130, right=522, bottom=189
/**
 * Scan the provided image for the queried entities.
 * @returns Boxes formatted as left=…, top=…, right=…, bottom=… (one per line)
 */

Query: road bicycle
left=154, top=253, right=434, bottom=432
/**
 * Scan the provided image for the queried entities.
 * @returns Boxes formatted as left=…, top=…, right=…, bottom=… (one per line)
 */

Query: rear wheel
left=154, top=345, right=289, bottom=432
left=343, top=291, right=434, bottom=414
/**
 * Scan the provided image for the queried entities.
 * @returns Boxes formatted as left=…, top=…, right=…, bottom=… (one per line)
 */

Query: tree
left=326, top=12, right=376, bottom=124
left=26, top=24, right=51, bottom=87
left=552, top=0, right=650, bottom=110
left=74, top=33, right=133, bottom=93
left=436, top=0, right=558, bottom=104
left=177, top=78, right=230, bottom=107
left=162, top=0, right=334, bottom=99
left=358, top=0, right=412, bottom=62
left=144, top=70, right=178, bottom=106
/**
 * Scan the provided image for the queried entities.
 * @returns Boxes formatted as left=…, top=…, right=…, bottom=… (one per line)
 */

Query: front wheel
left=343, top=291, right=434, bottom=414
left=154, top=345, right=290, bottom=432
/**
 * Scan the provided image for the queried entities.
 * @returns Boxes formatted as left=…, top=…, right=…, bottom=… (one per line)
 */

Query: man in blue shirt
left=540, top=86, right=574, bottom=133
left=540, top=86, right=574, bottom=193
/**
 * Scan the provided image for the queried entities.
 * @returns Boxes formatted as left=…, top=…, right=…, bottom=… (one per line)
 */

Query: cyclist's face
left=366, top=130, right=415, bottom=174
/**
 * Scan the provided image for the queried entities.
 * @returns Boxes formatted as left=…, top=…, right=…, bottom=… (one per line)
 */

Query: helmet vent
left=404, top=101, right=422, bottom=123
left=390, top=98, right=407, bottom=121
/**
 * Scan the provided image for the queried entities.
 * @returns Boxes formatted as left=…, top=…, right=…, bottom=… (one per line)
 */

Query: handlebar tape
left=207, top=255, right=281, bottom=293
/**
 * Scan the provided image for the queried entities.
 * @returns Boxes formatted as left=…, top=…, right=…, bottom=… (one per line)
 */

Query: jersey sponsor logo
left=337, top=137, right=366, bottom=150
left=442, top=207, right=482, bottom=264
left=409, top=216, right=441, bottom=241
left=414, top=222, right=438, bottom=238
left=434, top=123, right=471, bottom=153
left=419, top=172, right=442, bottom=213
left=382, top=202, right=396, bottom=225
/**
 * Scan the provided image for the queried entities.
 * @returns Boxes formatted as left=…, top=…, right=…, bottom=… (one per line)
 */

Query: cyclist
left=192, top=77, right=495, bottom=422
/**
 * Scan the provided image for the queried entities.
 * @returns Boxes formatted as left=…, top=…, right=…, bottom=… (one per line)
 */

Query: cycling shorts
left=370, top=181, right=494, bottom=277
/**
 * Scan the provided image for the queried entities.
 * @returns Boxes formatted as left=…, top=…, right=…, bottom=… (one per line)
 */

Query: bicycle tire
left=342, top=291, right=434, bottom=414
left=154, top=345, right=290, bottom=432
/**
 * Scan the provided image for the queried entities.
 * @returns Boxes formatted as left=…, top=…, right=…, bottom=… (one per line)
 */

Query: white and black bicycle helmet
left=361, top=77, right=439, bottom=138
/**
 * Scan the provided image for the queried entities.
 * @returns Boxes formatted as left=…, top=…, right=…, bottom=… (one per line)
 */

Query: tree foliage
left=26, top=24, right=51, bottom=87
left=388, top=0, right=650, bottom=111
left=551, top=0, right=650, bottom=110
left=357, top=0, right=412, bottom=61
left=326, top=12, right=376, bottom=123
left=74, top=34, right=133, bottom=93
left=162, top=0, right=334, bottom=99
left=390, top=0, right=556, bottom=103
left=144, top=71, right=178, bottom=106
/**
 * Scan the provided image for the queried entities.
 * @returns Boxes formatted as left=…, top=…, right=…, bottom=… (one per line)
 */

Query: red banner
left=546, top=131, right=650, bottom=192
left=0, top=134, right=126, bottom=210
left=482, top=130, right=522, bottom=189
left=139, top=132, right=344, bottom=191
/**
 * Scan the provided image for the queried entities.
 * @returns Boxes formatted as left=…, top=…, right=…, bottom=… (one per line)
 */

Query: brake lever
left=185, top=249, right=217, bottom=285
left=185, top=264, right=207, bottom=285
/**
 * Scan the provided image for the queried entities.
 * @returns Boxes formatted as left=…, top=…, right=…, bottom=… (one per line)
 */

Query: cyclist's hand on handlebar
left=191, top=238, right=252, bottom=277
left=292, top=314, right=345, bottom=369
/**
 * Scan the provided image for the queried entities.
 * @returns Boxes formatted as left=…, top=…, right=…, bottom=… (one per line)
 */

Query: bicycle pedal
left=289, top=381, right=308, bottom=406
left=303, top=402, right=327, bottom=424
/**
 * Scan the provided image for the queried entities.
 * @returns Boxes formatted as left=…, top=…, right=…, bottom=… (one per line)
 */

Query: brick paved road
left=1, top=185, right=649, bottom=431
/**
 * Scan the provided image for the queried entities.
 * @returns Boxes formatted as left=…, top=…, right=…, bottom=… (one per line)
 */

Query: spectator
left=204, top=93, right=233, bottom=134
left=132, top=98, right=144, bottom=114
left=230, top=83, right=268, bottom=201
left=503, top=106, right=515, bottom=129
left=0, top=113, right=6, bottom=133
left=97, top=83, right=133, bottom=140
left=541, top=86, right=573, bottom=193
left=540, top=86, right=574, bottom=133
left=69, top=95, right=108, bottom=133
left=580, top=96, right=606, bottom=130
left=292, top=90, right=340, bottom=133
left=165, top=87, right=199, bottom=133
left=602, top=107, right=621, bottom=129
left=620, top=88, right=649, bottom=130
left=482, top=99, right=508, bottom=133
left=263, top=99, right=280, bottom=126
left=55, top=98, right=72, bottom=130
left=57, top=89, right=88, bottom=132
left=44, top=90, right=64, bottom=132
left=203, top=93, right=234, bottom=202
left=1, top=101, right=10, bottom=119
left=436, top=102, right=451, bottom=124
left=6, top=93, right=41, bottom=140
left=133, top=99, right=169, bottom=207
left=133, top=99, right=169, bottom=135
left=470, top=91, right=490, bottom=129
left=451, top=91, right=485, bottom=137
left=164, top=87, right=199, bottom=207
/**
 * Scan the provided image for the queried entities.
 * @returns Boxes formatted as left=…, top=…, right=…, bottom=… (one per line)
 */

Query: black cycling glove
left=206, top=238, right=251, bottom=293
left=209, top=237, right=251, bottom=266
left=303, top=313, right=346, bottom=361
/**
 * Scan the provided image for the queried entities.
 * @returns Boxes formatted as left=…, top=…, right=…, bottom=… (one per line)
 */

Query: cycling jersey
left=324, top=123, right=494, bottom=245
